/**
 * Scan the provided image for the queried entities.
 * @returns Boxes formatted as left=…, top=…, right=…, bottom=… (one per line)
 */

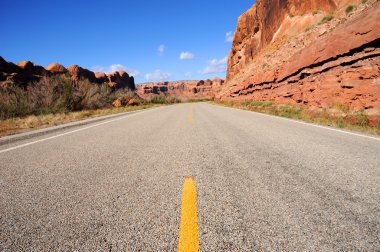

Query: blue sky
left=0, top=0, right=254, bottom=83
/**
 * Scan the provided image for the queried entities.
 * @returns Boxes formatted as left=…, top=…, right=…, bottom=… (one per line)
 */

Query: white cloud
left=179, top=52, right=195, bottom=60
left=145, top=70, right=172, bottom=81
left=199, top=56, right=228, bottom=74
left=184, top=72, right=193, bottom=78
left=158, top=44, right=165, bottom=56
left=92, top=64, right=141, bottom=77
left=225, top=31, right=235, bottom=42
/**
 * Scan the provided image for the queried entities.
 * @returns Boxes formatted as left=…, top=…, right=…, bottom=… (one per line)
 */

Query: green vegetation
left=0, top=104, right=160, bottom=137
left=0, top=75, right=162, bottom=136
left=345, top=5, right=357, bottom=14
left=185, top=98, right=213, bottom=103
left=214, top=100, right=380, bottom=135
left=362, top=0, right=368, bottom=4
left=0, top=75, right=132, bottom=120
left=149, top=95, right=182, bottom=104
left=261, top=63, right=270, bottom=70
left=305, top=25, right=315, bottom=32
left=149, top=96, right=212, bottom=104
left=312, top=10, right=319, bottom=16
left=319, top=15, right=334, bottom=25
left=242, top=100, right=273, bottom=107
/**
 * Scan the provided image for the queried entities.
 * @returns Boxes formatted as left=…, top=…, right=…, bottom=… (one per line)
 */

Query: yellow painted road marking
left=178, top=177, right=200, bottom=252
left=188, top=114, right=193, bottom=121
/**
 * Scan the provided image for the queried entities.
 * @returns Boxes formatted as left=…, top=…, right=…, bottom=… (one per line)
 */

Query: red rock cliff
left=222, top=0, right=379, bottom=112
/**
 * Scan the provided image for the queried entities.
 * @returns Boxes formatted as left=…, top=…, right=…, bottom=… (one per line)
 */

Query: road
left=0, top=103, right=379, bottom=251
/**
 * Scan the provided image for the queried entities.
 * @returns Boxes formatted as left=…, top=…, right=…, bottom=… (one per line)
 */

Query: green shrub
left=277, top=105, right=303, bottom=118
left=261, top=63, right=270, bottom=70
left=251, top=101, right=273, bottom=107
left=356, top=111, right=369, bottom=127
left=345, top=5, right=356, bottom=14
left=305, top=25, right=315, bottom=32
left=319, top=15, right=334, bottom=25
left=149, top=95, right=182, bottom=104
left=362, top=0, right=368, bottom=4
left=0, top=75, right=134, bottom=120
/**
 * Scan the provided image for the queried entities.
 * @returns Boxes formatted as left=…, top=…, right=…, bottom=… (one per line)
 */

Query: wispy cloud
left=225, top=31, right=235, bottom=43
left=158, top=44, right=165, bottom=56
left=92, top=64, right=141, bottom=77
left=184, top=72, right=194, bottom=78
left=145, top=69, right=171, bottom=81
left=179, top=52, right=195, bottom=60
left=199, top=56, right=228, bottom=74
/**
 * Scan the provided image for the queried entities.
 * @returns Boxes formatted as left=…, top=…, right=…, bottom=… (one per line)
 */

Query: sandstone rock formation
left=45, top=63, right=67, bottom=74
left=0, top=57, right=135, bottom=91
left=0, top=58, right=49, bottom=87
left=95, top=72, right=108, bottom=83
left=107, top=71, right=135, bottom=90
left=67, top=65, right=97, bottom=84
left=137, top=78, right=224, bottom=99
left=221, top=0, right=379, bottom=112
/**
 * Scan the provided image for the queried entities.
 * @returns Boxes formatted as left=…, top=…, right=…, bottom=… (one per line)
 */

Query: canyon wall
left=221, top=0, right=379, bottom=112
left=0, top=57, right=135, bottom=90
left=137, top=78, right=224, bottom=99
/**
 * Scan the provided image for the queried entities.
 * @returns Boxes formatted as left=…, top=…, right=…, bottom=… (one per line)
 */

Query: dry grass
left=213, top=100, right=380, bottom=135
left=0, top=104, right=161, bottom=137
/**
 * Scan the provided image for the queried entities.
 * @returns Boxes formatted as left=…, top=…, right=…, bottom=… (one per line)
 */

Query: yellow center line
left=188, top=114, right=193, bottom=121
left=178, top=176, right=200, bottom=252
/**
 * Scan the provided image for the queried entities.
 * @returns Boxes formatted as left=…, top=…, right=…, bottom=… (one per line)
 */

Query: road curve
left=0, top=103, right=379, bottom=251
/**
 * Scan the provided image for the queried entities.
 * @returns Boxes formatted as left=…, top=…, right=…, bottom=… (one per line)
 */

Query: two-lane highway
left=1, top=103, right=379, bottom=251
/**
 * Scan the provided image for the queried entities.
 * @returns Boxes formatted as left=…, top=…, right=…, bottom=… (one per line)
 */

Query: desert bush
left=276, top=105, right=303, bottom=118
left=345, top=5, right=356, bottom=14
left=149, top=95, right=182, bottom=104
left=355, top=111, right=369, bottom=127
left=251, top=101, right=273, bottom=107
left=333, top=103, right=350, bottom=113
left=243, top=100, right=273, bottom=107
left=0, top=75, right=134, bottom=120
left=319, top=15, right=334, bottom=25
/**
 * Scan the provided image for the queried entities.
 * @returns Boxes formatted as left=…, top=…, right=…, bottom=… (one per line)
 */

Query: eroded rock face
left=67, top=65, right=97, bottom=84
left=227, top=0, right=343, bottom=81
left=95, top=72, right=108, bottom=84
left=0, top=59, right=50, bottom=87
left=222, top=0, right=379, bottom=112
left=137, top=78, right=224, bottom=99
left=107, top=71, right=135, bottom=90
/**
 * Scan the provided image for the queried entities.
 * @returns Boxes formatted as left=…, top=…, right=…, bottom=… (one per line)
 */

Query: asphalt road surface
left=1, top=103, right=379, bottom=251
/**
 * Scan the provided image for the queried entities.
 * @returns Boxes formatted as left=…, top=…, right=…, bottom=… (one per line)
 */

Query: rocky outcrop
left=95, top=72, right=108, bottom=84
left=0, top=58, right=49, bottom=87
left=107, top=71, right=135, bottom=90
left=221, top=0, right=379, bottom=112
left=67, top=65, right=97, bottom=84
left=45, top=63, right=67, bottom=74
left=0, top=57, right=135, bottom=90
left=137, top=78, right=224, bottom=99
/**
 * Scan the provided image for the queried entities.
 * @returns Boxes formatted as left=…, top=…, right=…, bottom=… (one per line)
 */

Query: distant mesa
left=137, top=78, right=225, bottom=100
